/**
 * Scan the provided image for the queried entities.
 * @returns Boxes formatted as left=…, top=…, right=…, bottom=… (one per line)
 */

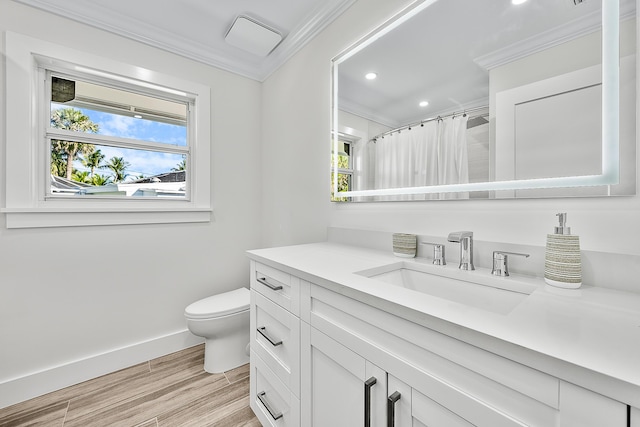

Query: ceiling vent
left=225, top=15, right=283, bottom=57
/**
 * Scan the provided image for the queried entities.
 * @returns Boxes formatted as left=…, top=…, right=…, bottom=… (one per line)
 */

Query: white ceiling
left=13, top=0, right=636, bottom=127
left=12, top=0, right=356, bottom=81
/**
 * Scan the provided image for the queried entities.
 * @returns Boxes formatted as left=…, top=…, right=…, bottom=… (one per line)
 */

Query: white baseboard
left=0, top=329, right=203, bottom=409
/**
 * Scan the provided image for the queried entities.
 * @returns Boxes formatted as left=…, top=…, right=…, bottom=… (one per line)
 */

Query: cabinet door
left=308, top=327, right=386, bottom=427
left=388, top=375, right=474, bottom=427
left=559, top=382, right=627, bottom=427
left=631, top=406, right=640, bottom=427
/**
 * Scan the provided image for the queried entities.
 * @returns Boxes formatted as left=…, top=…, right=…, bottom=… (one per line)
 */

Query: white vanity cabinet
left=303, top=284, right=560, bottom=427
left=248, top=257, right=632, bottom=427
left=249, top=261, right=301, bottom=426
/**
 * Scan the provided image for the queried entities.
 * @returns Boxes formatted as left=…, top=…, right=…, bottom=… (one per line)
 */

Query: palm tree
left=172, top=157, right=187, bottom=171
left=105, top=156, right=131, bottom=183
left=91, top=174, right=112, bottom=186
left=50, top=149, right=68, bottom=177
left=50, top=108, right=99, bottom=180
left=82, top=149, right=105, bottom=178
left=71, top=170, right=91, bottom=184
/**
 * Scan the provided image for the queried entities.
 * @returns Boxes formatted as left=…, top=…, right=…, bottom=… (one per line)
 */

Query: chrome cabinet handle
left=387, top=391, right=401, bottom=427
left=257, top=276, right=283, bottom=291
left=257, top=391, right=283, bottom=420
left=364, top=376, right=377, bottom=427
left=257, top=326, right=283, bottom=347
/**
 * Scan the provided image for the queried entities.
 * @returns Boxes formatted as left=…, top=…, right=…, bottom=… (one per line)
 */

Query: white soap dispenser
left=544, top=213, right=582, bottom=288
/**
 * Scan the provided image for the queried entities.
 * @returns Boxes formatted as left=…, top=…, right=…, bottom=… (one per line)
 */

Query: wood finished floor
left=0, top=344, right=261, bottom=427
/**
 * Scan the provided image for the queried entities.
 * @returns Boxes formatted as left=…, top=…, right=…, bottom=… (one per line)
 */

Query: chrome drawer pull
left=257, top=276, right=283, bottom=291
left=257, top=326, right=283, bottom=347
left=257, top=391, right=283, bottom=420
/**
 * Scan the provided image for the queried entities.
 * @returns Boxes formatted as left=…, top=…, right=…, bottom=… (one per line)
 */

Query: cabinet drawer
left=250, top=350, right=300, bottom=427
left=252, top=261, right=300, bottom=315
left=251, top=290, right=300, bottom=397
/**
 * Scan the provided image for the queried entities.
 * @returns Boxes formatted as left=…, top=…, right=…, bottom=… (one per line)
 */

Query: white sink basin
left=356, top=261, right=538, bottom=315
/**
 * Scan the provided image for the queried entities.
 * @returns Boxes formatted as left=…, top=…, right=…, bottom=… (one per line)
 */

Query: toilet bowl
left=185, top=287, right=250, bottom=374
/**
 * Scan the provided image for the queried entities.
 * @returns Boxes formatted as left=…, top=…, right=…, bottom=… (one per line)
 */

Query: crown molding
left=475, top=3, right=636, bottom=71
left=338, top=98, right=400, bottom=129
left=258, top=0, right=357, bottom=81
left=12, top=0, right=356, bottom=82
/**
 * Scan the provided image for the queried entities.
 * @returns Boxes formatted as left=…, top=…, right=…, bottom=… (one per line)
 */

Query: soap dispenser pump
left=544, top=213, right=582, bottom=288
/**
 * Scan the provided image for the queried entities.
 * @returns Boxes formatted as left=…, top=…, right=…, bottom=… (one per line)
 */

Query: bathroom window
left=47, top=74, right=190, bottom=200
left=331, top=139, right=353, bottom=202
left=3, top=32, right=212, bottom=228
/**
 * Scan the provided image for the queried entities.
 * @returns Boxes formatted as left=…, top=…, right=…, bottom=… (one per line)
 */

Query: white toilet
left=184, top=287, right=250, bottom=374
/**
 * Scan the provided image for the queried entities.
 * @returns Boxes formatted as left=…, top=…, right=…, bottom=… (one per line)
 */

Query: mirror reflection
left=332, top=0, right=636, bottom=201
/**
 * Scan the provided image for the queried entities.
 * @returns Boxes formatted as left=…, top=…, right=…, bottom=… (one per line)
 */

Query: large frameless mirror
left=331, top=0, right=636, bottom=201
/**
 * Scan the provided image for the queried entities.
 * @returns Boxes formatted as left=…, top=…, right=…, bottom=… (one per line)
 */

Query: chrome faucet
left=447, top=231, right=475, bottom=270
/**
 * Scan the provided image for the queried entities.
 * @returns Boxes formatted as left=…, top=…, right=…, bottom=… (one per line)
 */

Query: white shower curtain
left=373, top=115, right=469, bottom=200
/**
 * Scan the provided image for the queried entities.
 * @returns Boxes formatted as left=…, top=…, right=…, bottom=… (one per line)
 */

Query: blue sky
left=53, top=103, right=187, bottom=179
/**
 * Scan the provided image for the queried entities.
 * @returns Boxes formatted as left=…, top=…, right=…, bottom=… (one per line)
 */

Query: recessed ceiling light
left=133, top=114, right=143, bottom=119
left=419, top=101, right=429, bottom=107
left=512, top=0, right=528, bottom=4
left=365, top=72, right=377, bottom=80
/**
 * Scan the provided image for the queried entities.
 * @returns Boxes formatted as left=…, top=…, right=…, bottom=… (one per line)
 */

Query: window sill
left=1, top=207, right=212, bottom=228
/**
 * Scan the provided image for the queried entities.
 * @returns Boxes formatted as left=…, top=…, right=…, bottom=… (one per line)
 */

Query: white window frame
left=3, top=32, right=211, bottom=228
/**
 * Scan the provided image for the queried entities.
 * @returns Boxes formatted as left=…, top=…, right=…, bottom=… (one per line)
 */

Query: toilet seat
left=184, top=287, right=250, bottom=320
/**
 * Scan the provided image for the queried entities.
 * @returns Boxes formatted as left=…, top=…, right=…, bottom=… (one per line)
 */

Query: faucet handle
left=421, top=242, right=446, bottom=265
left=491, top=251, right=530, bottom=277
left=447, top=231, right=473, bottom=242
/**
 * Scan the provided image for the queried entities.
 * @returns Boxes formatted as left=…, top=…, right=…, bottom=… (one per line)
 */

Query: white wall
left=0, top=0, right=262, bottom=406
left=262, top=0, right=640, bottom=258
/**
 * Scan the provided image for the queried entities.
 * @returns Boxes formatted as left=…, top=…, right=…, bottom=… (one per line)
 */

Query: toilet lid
left=184, top=287, right=250, bottom=319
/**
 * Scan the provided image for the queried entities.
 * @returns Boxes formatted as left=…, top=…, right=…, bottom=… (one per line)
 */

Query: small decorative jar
left=392, top=233, right=417, bottom=258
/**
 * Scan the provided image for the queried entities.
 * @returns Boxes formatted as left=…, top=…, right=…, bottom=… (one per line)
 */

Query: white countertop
left=247, top=242, right=640, bottom=407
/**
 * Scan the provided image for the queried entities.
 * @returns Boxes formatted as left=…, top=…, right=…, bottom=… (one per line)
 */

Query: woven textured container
left=392, top=233, right=416, bottom=258
left=544, top=234, right=582, bottom=288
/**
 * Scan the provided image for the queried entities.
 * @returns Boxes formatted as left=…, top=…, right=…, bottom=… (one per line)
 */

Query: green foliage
left=71, top=170, right=91, bottom=184
left=50, top=149, right=68, bottom=177
left=104, top=156, right=131, bottom=183
left=82, top=149, right=106, bottom=178
left=50, top=108, right=99, bottom=180
left=330, top=153, right=351, bottom=202
left=172, top=156, right=187, bottom=171
left=91, top=174, right=112, bottom=186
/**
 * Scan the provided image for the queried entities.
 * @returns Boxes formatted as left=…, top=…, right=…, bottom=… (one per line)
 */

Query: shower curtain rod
left=371, top=105, right=489, bottom=142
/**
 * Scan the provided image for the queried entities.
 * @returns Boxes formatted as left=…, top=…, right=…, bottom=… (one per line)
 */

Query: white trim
left=4, top=209, right=211, bottom=229
left=0, top=329, right=203, bottom=409
left=3, top=32, right=212, bottom=228
left=12, top=0, right=357, bottom=82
